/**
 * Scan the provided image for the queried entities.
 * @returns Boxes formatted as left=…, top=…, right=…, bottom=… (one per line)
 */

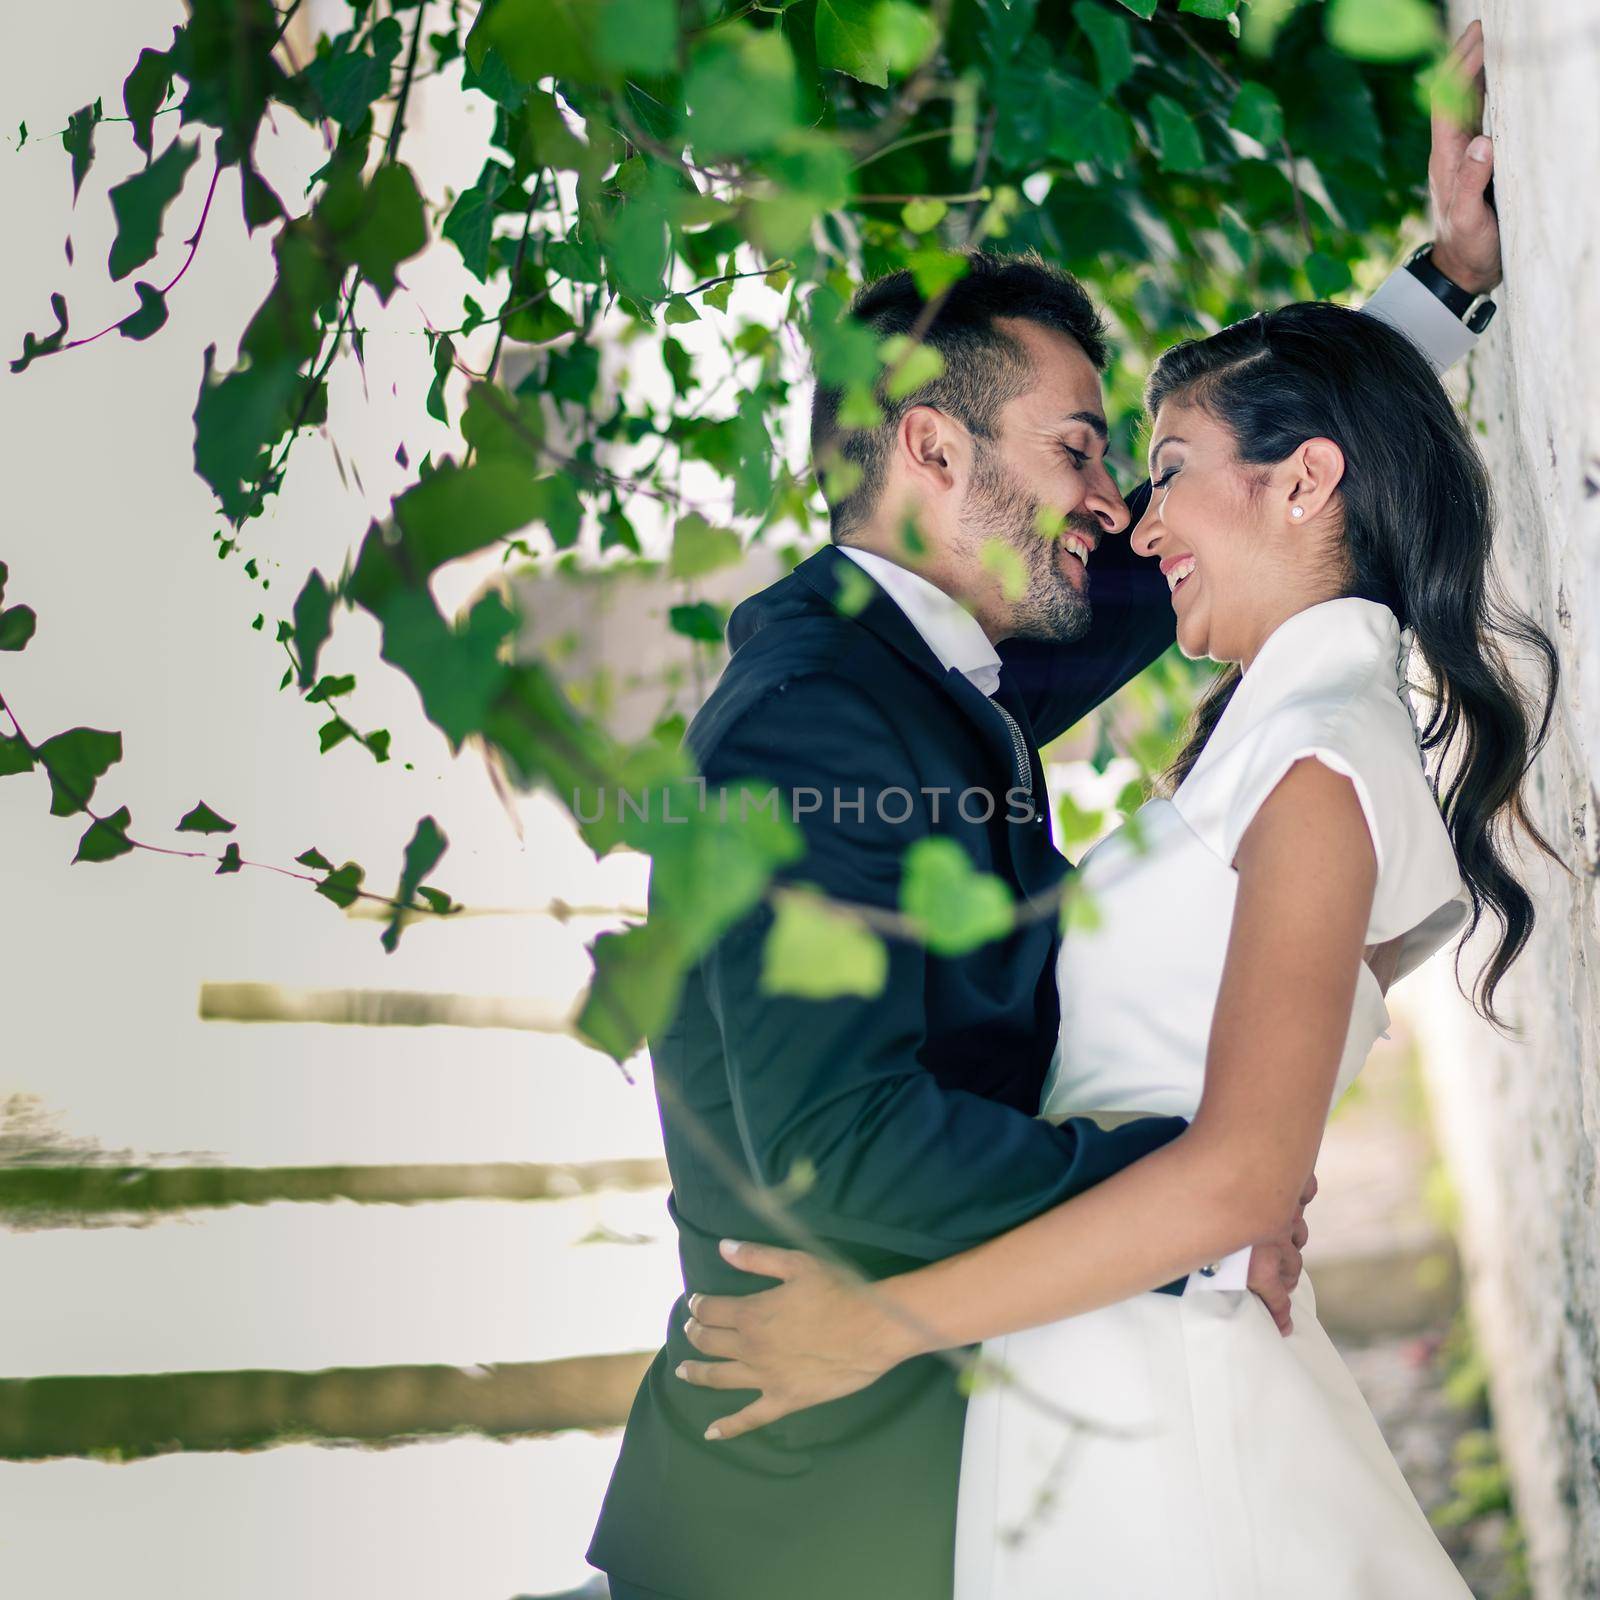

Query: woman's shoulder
left=1172, top=599, right=1465, bottom=942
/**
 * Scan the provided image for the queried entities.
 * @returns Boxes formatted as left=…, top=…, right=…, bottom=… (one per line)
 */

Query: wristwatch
left=1405, top=243, right=1497, bottom=333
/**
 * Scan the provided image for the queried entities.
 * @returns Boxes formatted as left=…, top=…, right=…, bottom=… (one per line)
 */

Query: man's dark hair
left=808, top=249, right=1108, bottom=542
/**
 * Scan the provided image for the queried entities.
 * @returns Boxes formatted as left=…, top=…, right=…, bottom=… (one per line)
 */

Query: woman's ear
left=1283, top=437, right=1346, bottom=526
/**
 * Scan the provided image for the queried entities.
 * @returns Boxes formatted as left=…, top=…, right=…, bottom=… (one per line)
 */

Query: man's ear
left=1282, top=437, right=1346, bottom=525
left=900, top=405, right=965, bottom=497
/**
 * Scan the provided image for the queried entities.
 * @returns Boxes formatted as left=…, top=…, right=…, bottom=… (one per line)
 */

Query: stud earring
left=1290, top=506, right=1305, bottom=519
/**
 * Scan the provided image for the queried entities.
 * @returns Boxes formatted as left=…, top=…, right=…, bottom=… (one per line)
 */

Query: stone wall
left=1409, top=5, right=1600, bottom=1595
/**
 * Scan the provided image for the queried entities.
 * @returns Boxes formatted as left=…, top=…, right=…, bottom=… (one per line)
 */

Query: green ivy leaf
left=908, top=248, right=969, bottom=300
left=1326, top=0, right=1441, bottom=61
left=215, top=840, right=244, bottom=874
left=762, top=889, right=888, bottom=1000
left=391, top=457, right=556, bottom=568
left=668, top=513, right=742, bottom=579
left=595, top=0, right=679, bottom=72
left=35, top=727, right=122, bottom=817
left=1306, top=250, right=1354, bottom=297
left=0, top=735, right=35, bottom=777
left=176, top=800, right=236, bottom=834
left=315, top=860, right=366, bottom=908
left=901, top=198, right=947, bottom=233
left=296, top=846, right=334, bottom=871
left=442, top=159, right=512, bottom=281
left=74, top=806, right=134, bottom=865
left=370, top=587, right=516, bottom=747
left=11, top=293, right=71, bottom=375
left=307, top=672, right=356, bottom=703
left=1229, top=81, right=1285, bottom=148
left=1150, top=94, right=1207, bottom=173
left=381, top=814, right=448, bottom=952
left=316, top=161, right=427, bottom=304
left=120, top=282, right=169, bottom=341
left=301, top=18, right=404, bottom=128
left=576, top=920, right=684, bottom=1061
left=0, top=605, right=37, bottom=651
left=1111, top=0, right=1158, bottom=15
left=817, top=0, right=887, bottom=88
left=1055, top=792, right=1106, bottom=850
left=683, top=26, right=799, bottom=159
left=1073, top=2, right=1134, bottom=94
left=668, top=600, right=728, bottom=642
left=107, top=136, right=199, bottom=281
left=900, top=836, right=1015, bottom=957
left=875, top=0, right=939, bottom=71
left=879, top=334, right=946, bottom=401
left=123, top=44, right=174, bottom=159
left=63, top=102, right=100, bottom=203
left=470, top=0, right=598, bottom=82
left=1178, top=0, right=1235, bottom=18
left=292, top=569, right=334, bottom=690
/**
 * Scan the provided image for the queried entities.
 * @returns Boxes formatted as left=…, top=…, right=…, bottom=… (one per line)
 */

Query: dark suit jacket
left=591, top=494, right=1188, bottom=1599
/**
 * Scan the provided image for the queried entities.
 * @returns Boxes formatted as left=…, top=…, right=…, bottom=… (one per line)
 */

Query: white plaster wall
left=1410, top=5, right=1600, bottom=1595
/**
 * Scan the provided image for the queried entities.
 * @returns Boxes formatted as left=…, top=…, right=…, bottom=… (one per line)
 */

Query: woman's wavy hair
left=1148, top=301, right=1558, bottom=1026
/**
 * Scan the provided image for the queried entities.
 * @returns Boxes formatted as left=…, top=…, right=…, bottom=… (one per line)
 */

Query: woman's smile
left=1161, top=552, right=1197, bottom=597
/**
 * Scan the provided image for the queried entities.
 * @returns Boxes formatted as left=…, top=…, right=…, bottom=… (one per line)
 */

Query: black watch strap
left=1405, top=243, right=1496, bottom=332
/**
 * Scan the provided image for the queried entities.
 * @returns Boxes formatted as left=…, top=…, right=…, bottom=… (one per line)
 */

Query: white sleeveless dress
left=953, top=598, right=1474, bottom=1600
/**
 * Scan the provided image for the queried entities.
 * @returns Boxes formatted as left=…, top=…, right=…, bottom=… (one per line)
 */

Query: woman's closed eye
left=1152, top=466, right=1179, bottom=488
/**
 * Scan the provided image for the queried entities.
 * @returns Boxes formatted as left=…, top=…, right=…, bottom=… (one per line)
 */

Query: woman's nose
left=1130, top=502, right=1160, bottom=559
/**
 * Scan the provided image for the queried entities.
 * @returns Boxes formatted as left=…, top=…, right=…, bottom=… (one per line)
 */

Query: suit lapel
left=794, top=547, right=1065, bottom=894
left=793, top=546, right=1014, bottom=764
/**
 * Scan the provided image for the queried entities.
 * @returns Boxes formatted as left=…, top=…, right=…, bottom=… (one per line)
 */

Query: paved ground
left=1337, top=1325, right=1525, bottom=1600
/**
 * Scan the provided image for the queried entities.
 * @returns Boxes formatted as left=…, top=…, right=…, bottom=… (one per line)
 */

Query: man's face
left=957, top=318, right=1131, bottom=643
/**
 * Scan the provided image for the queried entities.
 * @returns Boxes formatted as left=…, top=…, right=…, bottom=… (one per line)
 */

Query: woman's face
left=1131, top=399, right=1329, bottom=664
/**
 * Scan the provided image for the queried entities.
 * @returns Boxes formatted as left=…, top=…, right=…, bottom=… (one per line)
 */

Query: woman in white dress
left=676, top=301, right=1557, bottom=1596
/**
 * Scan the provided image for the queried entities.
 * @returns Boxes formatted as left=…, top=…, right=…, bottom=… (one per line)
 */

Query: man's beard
left=960, top=444, right=1093, bottom=643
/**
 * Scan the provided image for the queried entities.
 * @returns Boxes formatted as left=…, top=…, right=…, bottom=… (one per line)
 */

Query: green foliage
left=74, top=806, right=135, bottom=864
left=35, top=728, right=122, bottom=818
left=107, top=137, right=199, bottom=280
left=381, top=815, right=450, bottom=952
left=900, top=837, right=1015, bottom=957
left=762, top=889, right=888, bottom=1000
left=0, top=604, right=37, bottom=652
left=176, top=800, right=236, bottom=834
left=10, top=0, right=1455, bottom=1055
left=1328, top=0, right=1442, bottom=61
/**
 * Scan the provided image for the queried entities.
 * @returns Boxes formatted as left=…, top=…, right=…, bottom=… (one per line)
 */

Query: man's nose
left=1083, top=470, right=1130, bottom=537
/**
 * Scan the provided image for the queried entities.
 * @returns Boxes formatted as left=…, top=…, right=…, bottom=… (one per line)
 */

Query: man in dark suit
left=589, top=163, right=1500, bottom=1595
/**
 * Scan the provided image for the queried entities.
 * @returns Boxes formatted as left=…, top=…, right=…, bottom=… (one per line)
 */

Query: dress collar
left=1244, top=597, right=1402, bottom=687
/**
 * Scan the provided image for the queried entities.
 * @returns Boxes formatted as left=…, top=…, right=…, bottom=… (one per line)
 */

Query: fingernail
left=675, top=1363, right=689, bottom=1380
left=688, top=1293, right=702, bottom=1316
left=1469, top=137, right=1491, bottom=161
left=705, top=1424, right=723, bottom=1441
left=720, top=1239, right=743, bottom=1259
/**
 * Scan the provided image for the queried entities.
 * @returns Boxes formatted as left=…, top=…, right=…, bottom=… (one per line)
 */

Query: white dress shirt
left=838, top=545, right=1001, bottom=693
left=833, top=263, right=1480, bottom=1299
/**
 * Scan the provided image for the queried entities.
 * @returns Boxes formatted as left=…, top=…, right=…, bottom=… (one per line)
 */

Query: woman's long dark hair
left=1148, top=302, right=1558, bottom=1026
